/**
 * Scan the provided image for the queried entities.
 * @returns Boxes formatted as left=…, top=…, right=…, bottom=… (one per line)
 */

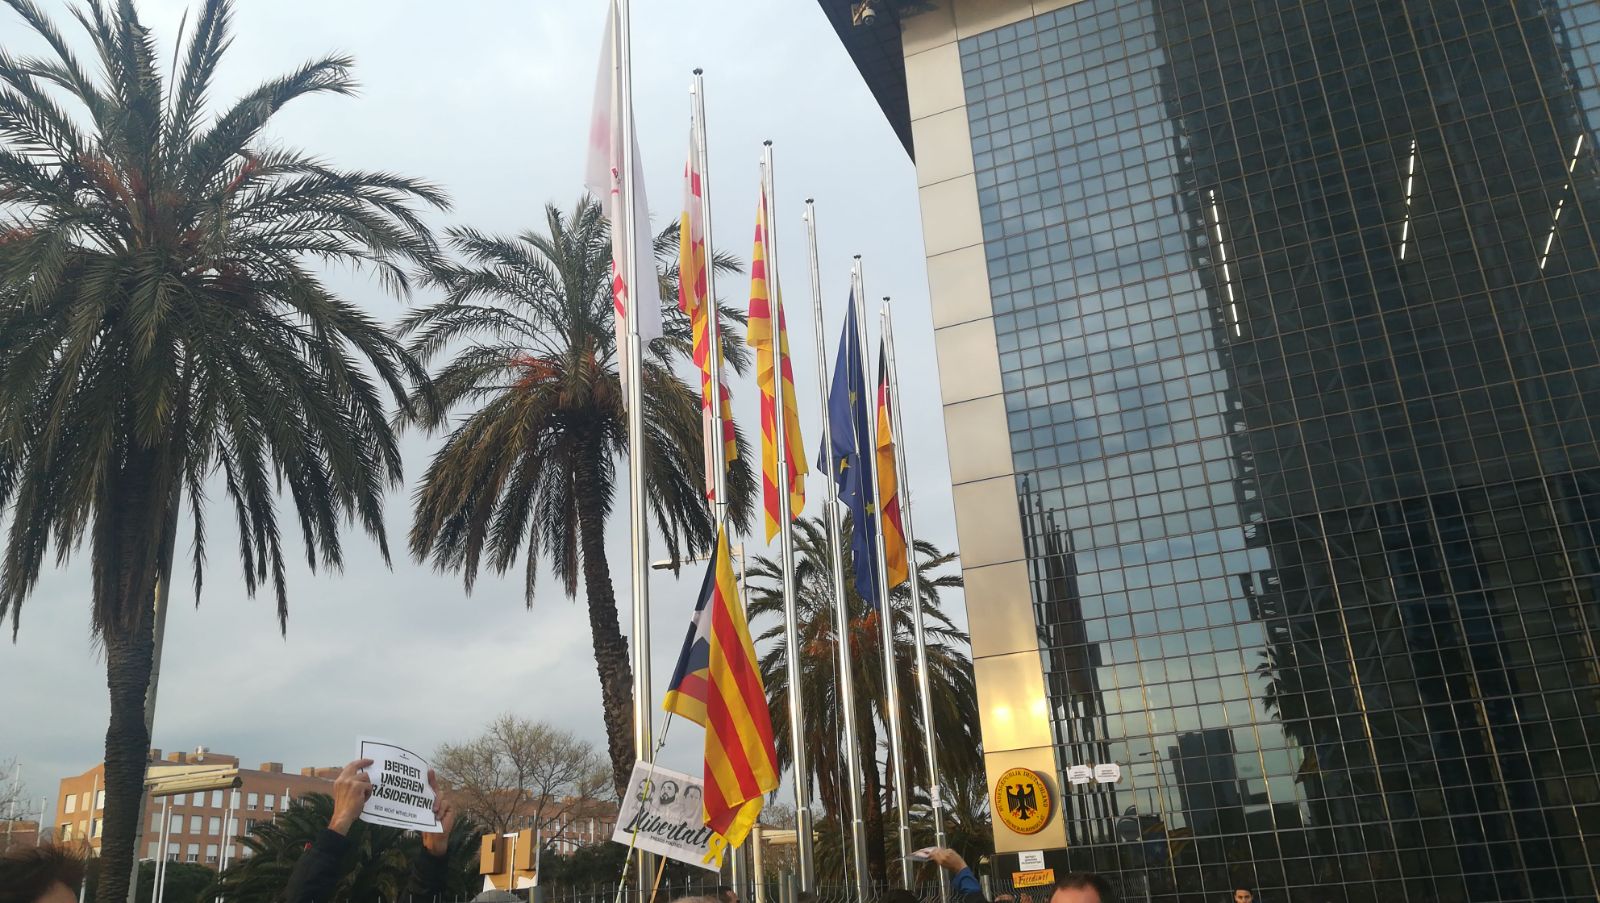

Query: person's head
left=1050, top=872, right=1112, bottom=903
left=717, top=886, right=738, bottom=903
left=0, top=844, right=84, bottom=903
left=1232, top=890, right=1254, bottom=903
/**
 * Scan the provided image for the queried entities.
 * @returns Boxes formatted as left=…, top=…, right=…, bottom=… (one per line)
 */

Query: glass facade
left=960, top=0, right=1600, bottom=900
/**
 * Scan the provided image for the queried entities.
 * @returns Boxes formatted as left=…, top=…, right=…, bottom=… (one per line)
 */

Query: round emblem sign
left=993, top=767, right=1053, bottom=836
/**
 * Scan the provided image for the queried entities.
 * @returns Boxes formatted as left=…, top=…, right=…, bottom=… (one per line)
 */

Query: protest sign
left=610, top=762, right=720, bottom=872
left=357, top=738, right=441, bottom=833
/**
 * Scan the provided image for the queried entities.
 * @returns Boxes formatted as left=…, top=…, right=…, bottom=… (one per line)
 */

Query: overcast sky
left=0, top=0, right=964, bottom=817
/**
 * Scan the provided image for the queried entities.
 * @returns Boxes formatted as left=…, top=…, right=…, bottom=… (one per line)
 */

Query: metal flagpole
left=761, top=141, right=815, bottom=893
left=855, top=262, right=913, bottom=886
left=153, top=797, right=170, bottom=903
left=691, top=67, right=750, bottom=895
left=691, top=69, right=729, bottom=518
left=616, top=0, right=656, bottom=894
left=802, top=204, right=870, bottom=903
left=881, top=299, right=949, bottom=902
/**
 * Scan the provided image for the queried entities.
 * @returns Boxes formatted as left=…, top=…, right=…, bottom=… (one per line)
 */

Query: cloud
left=0, top=0, right=966, bottom=815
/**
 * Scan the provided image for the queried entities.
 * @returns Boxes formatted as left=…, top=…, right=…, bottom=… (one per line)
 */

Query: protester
left=0, top=844, right=84, bottom=903
left=718, top=885, right=740, bottom=903
left=283, top=757, right=457, bottom=903
left=1232, top=890, right=1254, bottom=903
left=928, top=848, right=1114, bottom=903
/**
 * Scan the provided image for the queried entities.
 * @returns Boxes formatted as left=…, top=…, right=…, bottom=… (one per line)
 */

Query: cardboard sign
left=1014, top=869, right=1056, bottom=888
left=1018, top=850, right=1046, bottom=871
left=1093, top=763, right=1122, bottom=784
left=357, top=738, right=441, bottom=832
left=610, top=762, right=719, bottom=872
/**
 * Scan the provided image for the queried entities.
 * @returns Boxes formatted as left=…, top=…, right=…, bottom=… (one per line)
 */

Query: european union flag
left=824, top=290, right=882, bottom=608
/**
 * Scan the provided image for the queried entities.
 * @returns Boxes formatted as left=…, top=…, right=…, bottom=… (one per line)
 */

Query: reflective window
left=962, top=0, right=1600, bottom=900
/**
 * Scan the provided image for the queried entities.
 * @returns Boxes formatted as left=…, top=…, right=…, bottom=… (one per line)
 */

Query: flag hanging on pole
left=662, top=554, right=715, bottom=726
left=585, top=2, right=662, bottom=395
left=875, top=343, right=909, bottom=587
left=664, top=526, right=779, bottom=853
left=681, top=121, right=736, bottom=499
left=747, top=181, right=807, bottom=541
left=824, top=290, right=882, bottom=606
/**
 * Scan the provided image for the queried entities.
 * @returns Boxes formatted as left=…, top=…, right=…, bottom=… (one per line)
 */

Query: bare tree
left=434, top=716, right=607, bottom=836
left=0, top=757, right=33, bottom=853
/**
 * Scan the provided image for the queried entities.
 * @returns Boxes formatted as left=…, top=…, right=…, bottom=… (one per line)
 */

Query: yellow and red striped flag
left=747, top=183, right=807, bottom=541
left=876, top=344, right=909, bottom=587
left=702, top=524, right=779, bottom=851
left=680, top=123, right=736, bottom=499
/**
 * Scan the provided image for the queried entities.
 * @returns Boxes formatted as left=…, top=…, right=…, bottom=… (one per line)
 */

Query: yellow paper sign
left=1014, top=869, right=1056, bottom=888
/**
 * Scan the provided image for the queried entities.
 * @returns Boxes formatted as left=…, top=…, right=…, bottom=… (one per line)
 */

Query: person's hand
left=422, top=769, right=454, bottom=858
left=928, top=847, right=967, bottom=874
left=329, top=758, right=374, bottom=835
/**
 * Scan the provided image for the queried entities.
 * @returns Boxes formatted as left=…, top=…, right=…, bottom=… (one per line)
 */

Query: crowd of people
left=2, top=757, right=1268, bottom=903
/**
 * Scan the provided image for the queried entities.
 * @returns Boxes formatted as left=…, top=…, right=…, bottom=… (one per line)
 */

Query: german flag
left=679, top=122, right=736, bottom=499
left=876, top=344, right=909, bottom=587
left=747, top=183, right=807, bottom=541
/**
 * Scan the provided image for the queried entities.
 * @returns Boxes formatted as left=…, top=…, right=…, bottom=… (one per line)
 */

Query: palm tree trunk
left=858, top=688, right=888, bottom=886
left=93, top=438, right=182, bottom=903
left=574, top=451, right=637, bottom=798
left=97, top=619, right=155, bottom=903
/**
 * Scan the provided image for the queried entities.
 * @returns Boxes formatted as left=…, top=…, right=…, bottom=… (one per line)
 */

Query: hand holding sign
left=330, top=759, right=375, bottom=835
left=421, top=770, right=455, bottom=857
left=357, top=738, right=442, bottom=833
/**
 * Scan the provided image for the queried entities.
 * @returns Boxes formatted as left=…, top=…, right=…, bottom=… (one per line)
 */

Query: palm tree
left=745, top=516, right=979, bottom=884
left=0, top=3, right=445, bottom=899
left=207, top=793, right=481, bottom=902
left=399, top=198, right=754, bottom=795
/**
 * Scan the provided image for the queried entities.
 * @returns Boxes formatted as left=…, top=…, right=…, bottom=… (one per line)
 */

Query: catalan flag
left=664, top=525, right=779, bottom=853
left=680, top=121, right=736, bottom=499
left=747, top=181, right=807, bottom=542
left=876, top=344, right=909, bottom=587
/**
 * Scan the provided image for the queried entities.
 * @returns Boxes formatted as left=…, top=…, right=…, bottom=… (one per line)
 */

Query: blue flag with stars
left=824, top=290, right=882, bottom=608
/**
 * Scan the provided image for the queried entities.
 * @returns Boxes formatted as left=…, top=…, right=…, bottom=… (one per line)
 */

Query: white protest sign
left=1066, top=764, right=1094, bottom=785
left=357, top=738, right=441, bottom=833
left=1018, top=850, right=1046, bottom=871
left=1093, top=763, right=1122, bottom=784
left=610, top=762, right=720, bottom=872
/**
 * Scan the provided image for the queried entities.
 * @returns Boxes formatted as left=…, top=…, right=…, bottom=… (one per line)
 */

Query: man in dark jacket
left=283, top=758, right=457, bottom=903
left=928, top=849, right=1113, bottom=903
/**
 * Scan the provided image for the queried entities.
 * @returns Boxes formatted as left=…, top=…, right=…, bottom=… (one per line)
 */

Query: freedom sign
left=357, top=738, right=441, bottom=833
left=610, top=762, right=720, bottom=872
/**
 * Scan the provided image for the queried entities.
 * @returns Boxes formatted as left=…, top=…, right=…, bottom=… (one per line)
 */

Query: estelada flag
left=584, top=1, right=662, bottom=397
left=746, top=181, right=807, bottom=541
left=876, top=343, right=909, bottom=587
left=680, top=119, right=736, bottom=499
left=662, top=526, right=778, bottom=853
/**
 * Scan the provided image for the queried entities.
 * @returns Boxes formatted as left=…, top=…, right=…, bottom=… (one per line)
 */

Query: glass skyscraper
left=823, top=0, right=1600, bottom=899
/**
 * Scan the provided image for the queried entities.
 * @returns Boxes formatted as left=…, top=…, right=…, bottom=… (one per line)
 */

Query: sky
left=0, top=0, right=966, bottom=819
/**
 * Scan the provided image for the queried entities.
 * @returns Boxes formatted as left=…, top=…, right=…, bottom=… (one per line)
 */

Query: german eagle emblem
left=1006, top=783, right=1038, bottom=822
